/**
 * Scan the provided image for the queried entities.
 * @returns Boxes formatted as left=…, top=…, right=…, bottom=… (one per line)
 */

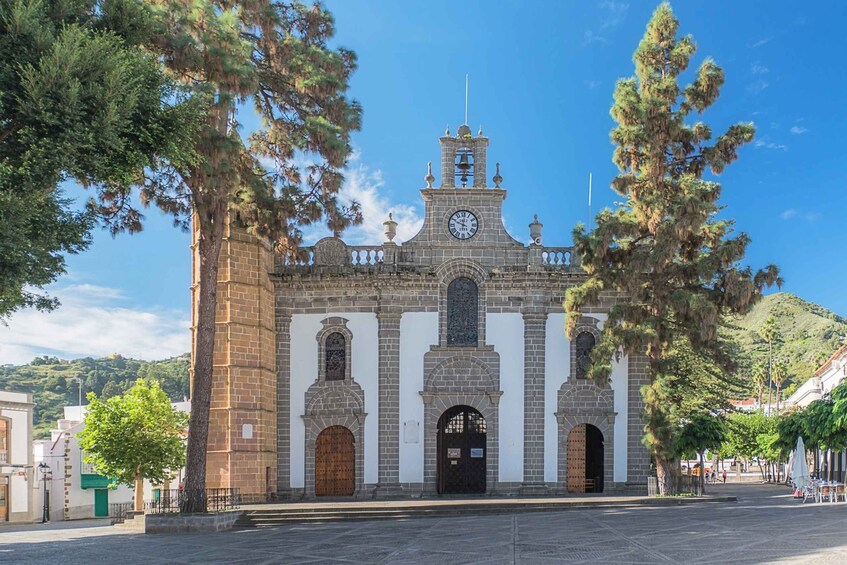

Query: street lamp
left=37, top=462, right=51, bottom=523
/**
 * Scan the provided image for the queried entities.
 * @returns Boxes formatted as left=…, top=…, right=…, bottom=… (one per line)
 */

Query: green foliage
left=723, top=293, right=847, bottom=394
left=0, top=0, right=199, bottom=318
left=78, top=379, right=188, bottom=487
left=563, top=3, right=779, bottom=484
left=774, top=410, right=805, bottom=454
left=676, top=413, right=726, bottom=458
left=722, top=411, right=778, bottom=461
left=0, top=353, right=190, bottom=438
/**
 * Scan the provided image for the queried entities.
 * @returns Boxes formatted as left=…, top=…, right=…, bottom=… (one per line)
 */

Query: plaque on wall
left=447, top=448, right=461, bottom=459
left=470, top=448, right=484, bottom=458
left=403, top=420, right=420, bottom=444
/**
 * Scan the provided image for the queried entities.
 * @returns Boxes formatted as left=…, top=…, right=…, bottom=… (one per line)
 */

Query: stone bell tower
left=439, top=124, right=488, bottom=188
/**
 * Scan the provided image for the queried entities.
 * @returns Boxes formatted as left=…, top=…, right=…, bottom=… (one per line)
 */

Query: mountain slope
left=0, top=353, right=190, bottom=438
left=725, top=292, right=847, bottom=392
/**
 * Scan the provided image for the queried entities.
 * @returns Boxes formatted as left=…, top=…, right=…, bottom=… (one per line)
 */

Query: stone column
left=627, top=354, right=651, bottom=490
left=376, top=310, right=402, bottom=496
left=521, top=311, right=548, bottom=493
left=275, top=311, right=291, bottom=498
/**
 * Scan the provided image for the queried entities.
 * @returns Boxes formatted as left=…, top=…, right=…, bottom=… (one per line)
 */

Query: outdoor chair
left=835, top=484, right=846, bottom=502
left=802, top=484, right=817, bottom=503
left=818, top=484, right=834, bottom=503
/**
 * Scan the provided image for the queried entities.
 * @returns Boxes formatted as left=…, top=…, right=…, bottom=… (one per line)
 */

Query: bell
left=456, top=152, right=471, bottom=172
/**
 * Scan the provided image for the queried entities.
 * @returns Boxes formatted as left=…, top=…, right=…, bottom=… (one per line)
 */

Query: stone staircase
left=234, top=495, right=734, bottom=528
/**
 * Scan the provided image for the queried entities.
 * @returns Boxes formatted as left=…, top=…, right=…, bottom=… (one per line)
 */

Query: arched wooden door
left=315, top=426, right=355, bottom=496
left=437, top=406, right=487, bottom=494
left=567, top=424, right=604, bottom=493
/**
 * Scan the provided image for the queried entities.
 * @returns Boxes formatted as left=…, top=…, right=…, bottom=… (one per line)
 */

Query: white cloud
left=780, top=208, right=820, bottom=222
left=584, top=79, right=601, bottom=90
left=790, top=126, right=808, bottom=135
left=583, top=1, right=628, bottom=45
left=747, top=80, right=769, bottom=94
left=0, top=285, right=189, bottom=365
left=302, top=154, right=423, bottom=245
left=750, top=37, right=772, bottom=48
left=751, top=64, right=769, bottom=75
left=754, top=136, right=788, bottom=151
left=598, top=1, right=629, bottom=30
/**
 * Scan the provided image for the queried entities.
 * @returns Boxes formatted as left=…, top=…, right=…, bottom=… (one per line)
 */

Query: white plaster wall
left=398, top=312, right=438, bottom=483
left=544, top=313, right=570, bottom=483
left=610, top=355, right=629, bottom=483
left=289, top=313, right=379, bottom=488
left=2, top=405, right=31, bottom=515
left=486, top=313, right=525, bottom=482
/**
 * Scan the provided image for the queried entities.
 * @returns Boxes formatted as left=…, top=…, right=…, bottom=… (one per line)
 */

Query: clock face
left=448, top=210, right=479, bottom=240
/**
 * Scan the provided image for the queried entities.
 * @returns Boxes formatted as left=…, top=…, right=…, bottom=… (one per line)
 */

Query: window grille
left=447, top=277, right=478, bottom=346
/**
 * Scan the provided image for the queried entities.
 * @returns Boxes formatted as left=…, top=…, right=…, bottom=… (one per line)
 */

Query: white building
left=0, top=390, right=35, bottom=523
left=783, top=344, right=847, bottom=481
left=33, top=402, right=190, bottom=520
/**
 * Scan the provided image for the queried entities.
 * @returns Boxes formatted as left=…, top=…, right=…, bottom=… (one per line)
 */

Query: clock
left=448, top=210, right=479, bottom=240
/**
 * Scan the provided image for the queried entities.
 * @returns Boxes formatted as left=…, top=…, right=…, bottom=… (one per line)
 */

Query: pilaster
left=275, top=310, right=291, bottom=498
left=626, top=354, right=650, bottom=490
left=521, top=311, right=547, bottom=493
left=375, top=310, right=402, bottom=496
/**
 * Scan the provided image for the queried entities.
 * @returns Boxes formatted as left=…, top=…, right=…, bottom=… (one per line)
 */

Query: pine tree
left=0, top=0, right=198, bottom=317
left=94, top=1, right=362, bottom=512
left=564, top=3, right=781, bottom=494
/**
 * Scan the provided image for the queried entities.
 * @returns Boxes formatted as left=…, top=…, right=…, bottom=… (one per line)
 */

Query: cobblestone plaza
left=2, top=484, right=846, bottom=564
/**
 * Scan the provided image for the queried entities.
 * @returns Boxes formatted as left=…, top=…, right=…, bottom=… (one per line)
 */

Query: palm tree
left=751, top=361, right=768, bottom=408
left=772, top=359, right=789, bottom=412
left=759, top=316, right=779, bottom=414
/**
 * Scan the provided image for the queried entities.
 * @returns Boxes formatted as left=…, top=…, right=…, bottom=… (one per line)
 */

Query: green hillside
left=725, top=292, right=847, bottom=394
left=0, top=353, right=190, bottom=438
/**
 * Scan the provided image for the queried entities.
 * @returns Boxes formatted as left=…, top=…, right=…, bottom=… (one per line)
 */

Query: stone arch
left=315, top=317, right=353, bottom=383
left=419, top=392, right=501, bottom=495
left=302, top=413, right=366, bottom=498
left=556, top=379, right=615, bottom=492
left=426, top=356, right=497, bottom=392
left=570, top=317, right=601, bottom=382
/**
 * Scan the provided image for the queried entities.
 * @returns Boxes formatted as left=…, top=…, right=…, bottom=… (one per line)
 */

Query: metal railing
left=109, top=502, right=132, bottom=523
left=648, top=474, right=703, bottom=496
left=145, top=488, right=241, bottom=514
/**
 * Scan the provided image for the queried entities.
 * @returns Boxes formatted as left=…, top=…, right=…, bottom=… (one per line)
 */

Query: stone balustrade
left=275, top=239, right=579, bottom=274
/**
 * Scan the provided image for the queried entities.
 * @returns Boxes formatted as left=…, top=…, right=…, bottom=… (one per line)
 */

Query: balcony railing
left=0, top=451, right=7, bottom=464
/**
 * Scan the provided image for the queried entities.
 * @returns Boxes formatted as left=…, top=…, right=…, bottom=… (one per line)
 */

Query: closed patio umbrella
left=792, top=436, right=812, bottom=496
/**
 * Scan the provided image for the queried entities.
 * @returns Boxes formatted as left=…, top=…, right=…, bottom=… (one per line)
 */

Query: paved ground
left=2, top=483, right=846, bottom=564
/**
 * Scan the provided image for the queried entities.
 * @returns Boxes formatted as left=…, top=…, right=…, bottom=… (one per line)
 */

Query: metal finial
left=424, top=162, right=435, bottom=188
left=478, top=125, right=483, bottom=136
left=445, top=124, right=450, bottom=136
left=493, top=162, right=503, bottom=188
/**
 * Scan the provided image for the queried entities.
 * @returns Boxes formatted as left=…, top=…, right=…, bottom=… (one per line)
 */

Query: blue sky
left=2, top=1, right=846, bottom=364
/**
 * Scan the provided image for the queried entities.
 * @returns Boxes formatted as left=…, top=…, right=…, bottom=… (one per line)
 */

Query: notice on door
left=470, top=448, right=484, bottom=458
left=447, top=448, right=461, bottom=459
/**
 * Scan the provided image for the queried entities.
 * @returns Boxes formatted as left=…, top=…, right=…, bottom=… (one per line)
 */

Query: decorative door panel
left=315, top=426, right=355, bottom=496
left=567, top=424, right=587, bottom=493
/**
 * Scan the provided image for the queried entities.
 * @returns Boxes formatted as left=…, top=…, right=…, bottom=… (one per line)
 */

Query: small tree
left=79, top=379, right=188, bottom=511
left=677, top=413, right=726, bottom=494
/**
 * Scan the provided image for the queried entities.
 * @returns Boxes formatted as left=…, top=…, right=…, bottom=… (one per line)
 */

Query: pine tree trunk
left=656, top=457, right=676, bottom=495
left=134, top=472, right=144, bottom=512
left=181, top=206, right=225, bottom=514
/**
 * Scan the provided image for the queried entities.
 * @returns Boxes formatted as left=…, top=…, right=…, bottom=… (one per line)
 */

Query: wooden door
left=0, top=479, right=7, bottom=521
left=315, top=426, right=355, bottom=496
left=437, top=406, right=487, bottom=494
left=567, top=424, right=587, bottom=493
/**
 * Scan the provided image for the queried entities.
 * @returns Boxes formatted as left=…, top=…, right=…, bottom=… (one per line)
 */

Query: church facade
left=194, top=125, right=650, bottom=500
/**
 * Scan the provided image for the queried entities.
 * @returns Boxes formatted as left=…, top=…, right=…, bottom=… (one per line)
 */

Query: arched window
left=325, top=332, right=346, bottom=381
left=447, top=277, right=478, bottom=346
left=575, top=332, right=596, bottom=379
